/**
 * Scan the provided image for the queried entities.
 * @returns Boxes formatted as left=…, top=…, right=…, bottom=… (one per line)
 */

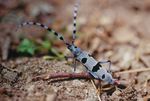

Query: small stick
left=32, top=72, right=94, bottom=81
left=32, top=72, right=122, bottom=85
left=115, top=68, right=150, bottom=75
left=91, top=80, right=102, bottom=101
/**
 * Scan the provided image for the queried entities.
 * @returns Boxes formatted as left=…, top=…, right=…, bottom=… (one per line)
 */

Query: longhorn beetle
left=17, top=0, right=119, bottom=85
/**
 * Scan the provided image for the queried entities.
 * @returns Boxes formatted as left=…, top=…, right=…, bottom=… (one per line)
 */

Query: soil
left=0, top=0, right=150, bottom=101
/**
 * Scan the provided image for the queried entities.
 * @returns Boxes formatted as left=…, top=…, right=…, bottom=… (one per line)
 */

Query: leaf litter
left=0, top=0, right=150, bottom=101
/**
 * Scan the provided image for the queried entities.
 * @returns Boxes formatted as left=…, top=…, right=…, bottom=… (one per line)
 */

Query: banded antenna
left=72, top=0, right=80, bottom=44
left=17, top=21, right=70, bottom=46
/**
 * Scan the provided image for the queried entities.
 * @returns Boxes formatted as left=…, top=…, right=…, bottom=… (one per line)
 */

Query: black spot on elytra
left=60, top=36, right=64, bottom=40
left=102, top=74, right=105, bottom=79
left=92, top=63, right=100, bottom=72
left=81, top=58, right=87, bottom=64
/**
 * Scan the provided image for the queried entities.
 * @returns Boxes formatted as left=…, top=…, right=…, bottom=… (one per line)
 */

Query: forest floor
left=0, top=0, right=150, bottom=101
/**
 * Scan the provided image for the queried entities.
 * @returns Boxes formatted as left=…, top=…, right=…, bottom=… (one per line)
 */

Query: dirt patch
left=0, top=57, right=149, bottom=101
left=0, top=0, right=150, bottom=101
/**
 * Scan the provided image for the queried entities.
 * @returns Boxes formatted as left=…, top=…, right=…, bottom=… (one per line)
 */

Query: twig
left=115, top=68, right=150, bottom=75
left=140, top=56, right=150, bottom=68
left=32, top=72, right=94, bottom=81
left=91, top=80, right=102, bottom=101
left=33, top=71, right=122, bottom=86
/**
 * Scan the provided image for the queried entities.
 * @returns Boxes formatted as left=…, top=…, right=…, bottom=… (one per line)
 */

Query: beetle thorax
left=67, top=44, right=81, bottom=56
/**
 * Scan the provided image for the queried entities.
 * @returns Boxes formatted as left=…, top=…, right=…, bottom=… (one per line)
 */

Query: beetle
left=17, top=0, right=119, bottom=85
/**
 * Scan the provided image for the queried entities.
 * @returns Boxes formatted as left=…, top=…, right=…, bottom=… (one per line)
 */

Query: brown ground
left=0, top=0, right=150, bottom=101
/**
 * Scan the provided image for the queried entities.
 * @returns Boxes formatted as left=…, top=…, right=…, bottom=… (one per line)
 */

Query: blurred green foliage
left=17, top=38, right=37, bottom=55
left=17, top=38, right=64, bottom=60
